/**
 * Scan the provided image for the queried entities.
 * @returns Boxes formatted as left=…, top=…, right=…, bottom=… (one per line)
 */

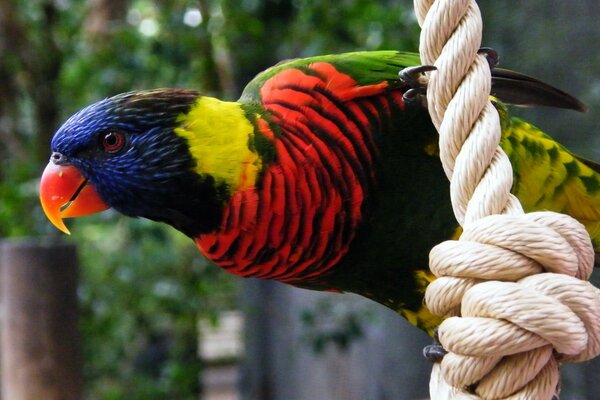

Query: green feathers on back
left=240, top=51, right=420, bottom=104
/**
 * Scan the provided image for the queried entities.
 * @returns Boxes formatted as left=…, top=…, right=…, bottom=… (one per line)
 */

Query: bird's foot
left=399, top=47, right=500, bottom=106
left=399, top=65, right=437, bottom=88
left=398, top=65, right=436, bottom=106
left=478, top=46, right=500, bottom=69
left=422, top=328, right=447, bottom=363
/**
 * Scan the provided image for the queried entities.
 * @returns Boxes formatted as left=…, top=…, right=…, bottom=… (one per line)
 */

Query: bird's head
left=40, top=89, right=230, bottom=237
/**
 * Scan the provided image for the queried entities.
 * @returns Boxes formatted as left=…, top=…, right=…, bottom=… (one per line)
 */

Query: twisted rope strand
left=413, top=1, right=600, bottom=398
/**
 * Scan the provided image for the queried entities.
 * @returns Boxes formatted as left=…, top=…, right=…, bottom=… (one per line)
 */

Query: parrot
left=39, top=50, right=600, bottom=336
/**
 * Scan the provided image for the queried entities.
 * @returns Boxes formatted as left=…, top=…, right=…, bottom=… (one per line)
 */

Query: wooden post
left=240, top=280, right=431, bottom=400
left=0, top=239, right=82, bottom=400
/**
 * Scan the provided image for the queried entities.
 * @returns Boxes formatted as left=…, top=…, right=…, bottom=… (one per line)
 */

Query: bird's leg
left=422, top=327, right=447, bottom=363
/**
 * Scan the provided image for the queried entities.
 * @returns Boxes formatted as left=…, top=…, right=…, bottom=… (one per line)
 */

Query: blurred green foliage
left=76, top=216, right=237, bottom=399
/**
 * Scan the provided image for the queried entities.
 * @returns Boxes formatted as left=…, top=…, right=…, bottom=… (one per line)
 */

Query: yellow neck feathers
left=174, top=96, right=262, bottom=191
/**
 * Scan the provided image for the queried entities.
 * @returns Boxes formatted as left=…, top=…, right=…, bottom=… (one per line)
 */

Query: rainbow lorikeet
left=40, top=51, right=599, bottom=335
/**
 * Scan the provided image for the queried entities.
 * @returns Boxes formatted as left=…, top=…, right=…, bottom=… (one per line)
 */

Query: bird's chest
left=193, top=145, right=368, bottom=285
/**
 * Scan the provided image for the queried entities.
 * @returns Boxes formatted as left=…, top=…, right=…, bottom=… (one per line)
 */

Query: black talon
left=402, top=88, right=424, bottom=105
left=478, top=47, right=500, bottom=69
left=423, top=328, right=447, bottom=363
left=423, top=343, right=447, bottom=362
left=399, top=65, right=436, bottom=106
left=398, top=65, right=437, bottom=88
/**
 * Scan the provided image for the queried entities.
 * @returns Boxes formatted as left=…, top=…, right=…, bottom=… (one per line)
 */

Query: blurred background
left=1, top=1, right=600, bottom=399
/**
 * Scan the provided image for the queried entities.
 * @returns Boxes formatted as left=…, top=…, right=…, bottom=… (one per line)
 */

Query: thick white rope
left=412, top=1, right=600, bottom=398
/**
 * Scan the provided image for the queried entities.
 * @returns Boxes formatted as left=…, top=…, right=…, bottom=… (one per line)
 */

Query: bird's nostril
left=50, top=152, right=68, bottom=165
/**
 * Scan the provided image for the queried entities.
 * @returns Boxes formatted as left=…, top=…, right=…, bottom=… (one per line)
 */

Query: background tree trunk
left=1, top=239, right=82, bottom=400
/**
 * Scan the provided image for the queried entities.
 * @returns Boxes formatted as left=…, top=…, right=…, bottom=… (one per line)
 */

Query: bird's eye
left=100, top=131, right=126, bottom=154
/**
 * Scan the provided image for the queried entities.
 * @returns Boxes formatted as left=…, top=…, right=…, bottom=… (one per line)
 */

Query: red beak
left=39, top=162, right=109, bottom=234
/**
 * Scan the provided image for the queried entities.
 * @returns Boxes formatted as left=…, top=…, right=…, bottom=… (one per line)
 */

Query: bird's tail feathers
left=491, top=68, right=587, bottom=112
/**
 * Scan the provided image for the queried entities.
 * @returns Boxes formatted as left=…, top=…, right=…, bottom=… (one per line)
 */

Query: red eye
left=100, top=131, right=125, bottom=153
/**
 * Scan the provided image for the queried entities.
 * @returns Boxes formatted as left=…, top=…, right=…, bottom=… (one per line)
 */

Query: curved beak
left=39, top=162, right=109, bottom=234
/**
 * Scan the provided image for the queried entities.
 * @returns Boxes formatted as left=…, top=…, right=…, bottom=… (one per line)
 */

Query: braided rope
left=412, top=1, right=600, bottom=398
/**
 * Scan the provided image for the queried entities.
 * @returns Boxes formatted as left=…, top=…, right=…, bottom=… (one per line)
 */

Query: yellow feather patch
left=501, top=118, right=600, bottom=252
left=174, top=97, right=261, bottom=190
left=397, top=270, right=443, bottom=336
left=503, top=119, right=600, bottom=223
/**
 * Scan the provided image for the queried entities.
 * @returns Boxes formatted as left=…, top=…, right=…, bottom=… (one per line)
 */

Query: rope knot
left=425, top=211, right=600, bottom=398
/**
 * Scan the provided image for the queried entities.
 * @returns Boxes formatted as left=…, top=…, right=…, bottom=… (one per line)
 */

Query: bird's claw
left=423, top=343, right=447, bottom=363
left=399, top=48, right=499, bottom=105
left=399, top=65, right=436, bottom=106
left=478, top=47, right=500, bottom=69
left=423, top=328, right=447, bottom=363
left=398, top=65, right=437, bottom=88
left=402, top=87, right=425, bottom=106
